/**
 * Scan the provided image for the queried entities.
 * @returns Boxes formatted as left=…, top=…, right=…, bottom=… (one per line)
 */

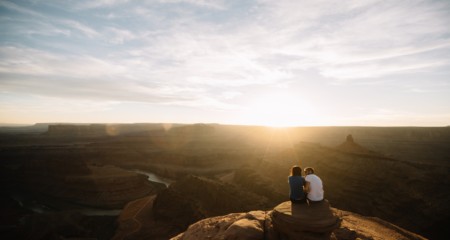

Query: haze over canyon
left=0, top=123, right=449, bottom=239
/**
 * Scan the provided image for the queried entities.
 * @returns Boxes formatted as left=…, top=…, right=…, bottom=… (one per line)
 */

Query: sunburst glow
left=0, top=1, right=449, bottom=126
left=240, top=92, right=317, bottom=127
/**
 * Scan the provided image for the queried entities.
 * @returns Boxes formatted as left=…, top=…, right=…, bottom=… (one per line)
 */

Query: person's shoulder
left=312, top=174, right=320, bottom=179
left=305, top=174, right=317, bottom=180
left=307, top=174, right=321, bottom=181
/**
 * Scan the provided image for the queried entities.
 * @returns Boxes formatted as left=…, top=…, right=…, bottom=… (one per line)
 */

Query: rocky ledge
left=271, top=200, right=341, bottom=239
left=172, top=200, right=426, bottom=240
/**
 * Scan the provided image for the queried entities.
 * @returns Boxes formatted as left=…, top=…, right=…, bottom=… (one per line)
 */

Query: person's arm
left=304, top=181, right=310, bottom=193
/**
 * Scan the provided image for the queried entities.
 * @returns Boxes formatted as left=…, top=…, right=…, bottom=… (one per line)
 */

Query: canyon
left=0, top=123, right=448, bottom=239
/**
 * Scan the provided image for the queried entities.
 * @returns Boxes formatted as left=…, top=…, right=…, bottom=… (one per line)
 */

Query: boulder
left=172, top=201, right=427, bottom=240
left=172, top=211, right=270, bottom=240
left=271, top=200, right=341, bottom=239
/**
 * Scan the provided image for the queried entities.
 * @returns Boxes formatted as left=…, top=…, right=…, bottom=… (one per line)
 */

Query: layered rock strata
left=172, top=201, right=426, bottom=240
left=21, top=164, right=159, bottom=209
left=271, top=200, right=341, bottom=239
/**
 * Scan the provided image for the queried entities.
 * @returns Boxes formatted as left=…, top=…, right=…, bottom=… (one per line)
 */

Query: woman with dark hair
left=288, top=165, right=306, bottom=204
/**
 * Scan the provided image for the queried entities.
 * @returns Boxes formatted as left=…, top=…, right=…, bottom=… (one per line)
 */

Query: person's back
left=288, top=165, right=306, bottom=204
left=304, top=167, right=324, bottom=202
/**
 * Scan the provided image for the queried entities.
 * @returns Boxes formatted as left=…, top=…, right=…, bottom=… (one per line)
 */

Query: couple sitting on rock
left=288, top=165, right=323, bottom=204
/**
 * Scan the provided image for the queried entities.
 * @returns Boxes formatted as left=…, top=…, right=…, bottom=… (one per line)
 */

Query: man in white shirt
left=304, top=167, right=324, bottom=202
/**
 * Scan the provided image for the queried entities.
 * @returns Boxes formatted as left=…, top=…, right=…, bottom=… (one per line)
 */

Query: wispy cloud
left=0, top=46, right=123, bottom=77
left=104, top=27, right=136, bottom=44
left=1, top=1, right=101, bottom=40
left=0, top=1, right=46, bottom=18
left=58, top=19, right=100, bottom=38
left=1, top=0, right=449, bottom=124
left=267, top=0, right=450, bottom=80
left=160, top=0, right=227, bottom=10
left=74, top=0, right=131, bottom=9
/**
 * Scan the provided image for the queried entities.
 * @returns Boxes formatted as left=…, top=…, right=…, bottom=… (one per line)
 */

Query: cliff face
left=112, top=174, right=427, bottom=240
left=20, top=161, right=161, bottom=209
left=3, top=125, right=448, bottom=239
left=112, top=175, right=273, bottom=239
left=172, top=204, right=426, bottom=240
left=47, top=124, right=109, bottom=137
left=45, top=123, right=181, bottom=137
left=152, top=175, right=270, bottom=230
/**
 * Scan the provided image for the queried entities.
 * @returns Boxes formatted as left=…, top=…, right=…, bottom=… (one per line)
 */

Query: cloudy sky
left=1, top=0, right=449, bottom=126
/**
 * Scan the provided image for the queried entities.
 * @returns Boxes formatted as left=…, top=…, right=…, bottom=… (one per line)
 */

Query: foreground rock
left=173, top=201, right=426, bottom=240
left=171, top=211, right=273, bottom=240
left=271, top=200, right=341, bottom=239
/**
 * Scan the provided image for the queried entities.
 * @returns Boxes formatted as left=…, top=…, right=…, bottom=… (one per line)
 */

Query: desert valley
left=0, top=123, right=449, bottom=239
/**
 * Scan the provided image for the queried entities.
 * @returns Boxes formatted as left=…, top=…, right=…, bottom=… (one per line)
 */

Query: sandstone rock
left=335, top=209, right=427, bottom=240
left=271, top=200, right=341, bottom=239
left=174, top=205, right=426, bottom=240
left=223, top=218, right=263, bottom=240
left=346, top=134, right=354, bottom=143
left=173, top=200, right=341, bottom=240
left=172, top=211, right=270, bottom=240
left=153, top=175, right=268, bottom=229
left=335, top=134, right=376, bottom=156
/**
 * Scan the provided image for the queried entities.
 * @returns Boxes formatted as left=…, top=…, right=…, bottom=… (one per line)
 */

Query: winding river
left=130, top=169, right=174, bottom=187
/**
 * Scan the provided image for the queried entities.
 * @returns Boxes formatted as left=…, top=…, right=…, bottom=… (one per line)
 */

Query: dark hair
left=304, top=167, right=315, bottom=174
left=290, top=165, right=302, bottom=176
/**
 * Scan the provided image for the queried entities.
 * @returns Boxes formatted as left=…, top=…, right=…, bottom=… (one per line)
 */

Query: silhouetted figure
left=304, top=167, right=324, bottom=203
left=288, top=165, right=307, bottom=204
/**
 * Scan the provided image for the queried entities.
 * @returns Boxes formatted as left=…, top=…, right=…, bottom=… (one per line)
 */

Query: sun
left=239, top=92, right=316, bottom=127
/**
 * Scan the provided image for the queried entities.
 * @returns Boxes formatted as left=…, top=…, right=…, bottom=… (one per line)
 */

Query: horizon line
left=1, top=122, right=449, bottom=128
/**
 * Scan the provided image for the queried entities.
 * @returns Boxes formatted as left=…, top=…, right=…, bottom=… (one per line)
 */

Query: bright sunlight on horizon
left=1, top=0, right=450, bottom=127
left=238, top=91, right=319, bottom=127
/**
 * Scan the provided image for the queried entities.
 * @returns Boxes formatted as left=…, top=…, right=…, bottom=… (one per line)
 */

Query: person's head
left=290, top=165, right=302, bottom=176
left=304, top=167, right=315, bottom=175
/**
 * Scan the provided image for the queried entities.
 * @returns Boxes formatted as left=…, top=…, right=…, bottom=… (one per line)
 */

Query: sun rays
left=239, top=92, right=317, bottom=127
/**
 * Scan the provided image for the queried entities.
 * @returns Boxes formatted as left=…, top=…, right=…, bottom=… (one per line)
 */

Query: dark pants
left=307, top=198, right=324, bottom=204
left=290, top=198, right=307, bottom=204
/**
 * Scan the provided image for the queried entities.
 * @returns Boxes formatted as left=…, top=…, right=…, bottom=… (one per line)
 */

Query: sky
left=1, top=0, right=449, bottom=127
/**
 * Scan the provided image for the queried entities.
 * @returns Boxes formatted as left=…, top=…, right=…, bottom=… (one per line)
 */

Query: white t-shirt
left=305, top=174, right=324, bottom=201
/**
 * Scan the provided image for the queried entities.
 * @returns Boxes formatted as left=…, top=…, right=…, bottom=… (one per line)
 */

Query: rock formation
left=45, top=123, right=182, bottom=137
left=152, top=175, right=269, bottom=230
left=171, top=210, right=271, bottom=240
left=20, top=161, right=161, bottom=209
left=335, top=134, right=377, bottom=156
left=46, top=124, right=109, bottom=137
left=271, top=200, right=341, bottom=239
left=172, top=201, right=426, bottom=240
left=112, top=175, right=274, bottom=239
left=3, top=125, right=448, bottom=239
